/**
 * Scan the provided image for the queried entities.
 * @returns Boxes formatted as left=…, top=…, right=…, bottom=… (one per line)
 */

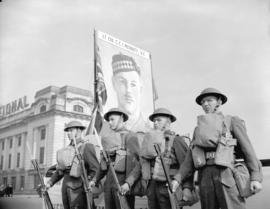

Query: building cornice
left=0, top=109, right=91, bottom=133
left=66, top=97, right=93, bottom=106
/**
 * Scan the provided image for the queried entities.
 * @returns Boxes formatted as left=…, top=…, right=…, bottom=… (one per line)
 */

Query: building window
left=40, top=105, right=47, bottom=113
left=39, top=147, right=45, bottom=164
left=1, top=140, right=4, bottom=150
left=11, top=176, right=16, bottom=190
left=3, top=177, right=8, bottom=186
left=40, top=128, right=46, bottom=140
left=0, top=155, right=3, bottom=170
left=73, top=105, right=84, bottom=113
left=8, top=154, right=12, bottom=169
left=9, top=138, right=13, bottom=148
left=17, top=135, right=22, bottom=147
left=17, top=153, right=20, bottom=168
left=20, top=176, right=25, bottom=190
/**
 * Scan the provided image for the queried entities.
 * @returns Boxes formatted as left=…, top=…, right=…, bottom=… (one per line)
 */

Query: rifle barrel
left=31, top=159, right=54, bottom=209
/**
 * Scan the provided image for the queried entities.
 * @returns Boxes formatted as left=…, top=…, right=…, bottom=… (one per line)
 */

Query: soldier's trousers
left=104, top=187, right=135, bottom=209
left=198, top=165, right=246, bottom=209
left=62, top=184, right=92, bottom=209
left=147, top=179, right=172, bottom=209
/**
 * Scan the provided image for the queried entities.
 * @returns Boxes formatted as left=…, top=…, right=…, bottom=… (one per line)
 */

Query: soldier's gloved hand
left=171, top=180, right=179, bottom=193
left=44, top=183, right=51, bottom=191
left=250, top=180, right=262, bottom=194
left=120, top=183, right=130, bottom=195
left=182, top=188, right=192, bottom=201
left=88, top=180, right=96, bottom=191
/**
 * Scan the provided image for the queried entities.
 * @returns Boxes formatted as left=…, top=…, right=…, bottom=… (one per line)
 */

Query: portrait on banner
left=94, top=31, right=155, bottom=133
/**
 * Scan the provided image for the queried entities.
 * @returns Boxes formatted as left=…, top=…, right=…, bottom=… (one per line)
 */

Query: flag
left=86, top=35, right=108, bottom=135
left=95, top=46, right=107, bottom=110
left=94, top=45, right=107, bottom=134
left=152, top=78, right=158, bottom=101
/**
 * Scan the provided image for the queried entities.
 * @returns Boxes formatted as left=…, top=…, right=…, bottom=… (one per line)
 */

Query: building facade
left=0, top=85, right=93, bottom=194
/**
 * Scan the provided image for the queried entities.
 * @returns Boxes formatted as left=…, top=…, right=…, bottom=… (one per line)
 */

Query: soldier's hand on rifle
left=182, top=188, right=193, bottom=201
left=171, top=180, right=179, bottom=193
left=120, top=183, right=130, bottom=195
left=250, top=180, right=262, bottom=194
left=88, top=180, right=96, bottom=191
left=42, top=182, right=51, bottom=192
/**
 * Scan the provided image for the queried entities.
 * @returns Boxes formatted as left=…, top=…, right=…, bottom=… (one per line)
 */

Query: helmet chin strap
left=213, top=98, right=222, bottom=112
left=115, top=115, right=125, bottom=131
left=162, top=119, right=171, bottom=131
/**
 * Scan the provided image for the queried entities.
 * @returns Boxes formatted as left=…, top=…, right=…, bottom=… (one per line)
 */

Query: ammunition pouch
left=141, top=130, right=165, bottom=159
left=114, top=149, right=127, bottom=173
left=69, top=142, right=86, bottom=178
left=152, top=156, right=172, bottom=181
left=232, top=162, right=253, bottom=198
left=215, top=136, right=236, bottom=167
left=152, top=135, right=176, bottom=181
left=57, top=146, right=75, bottom=170
left=70, top=157, right=82, bottom=178
left=191, top=146, right=206, bottom=169
left=194, top=114, right=224, bottom=147
left=192, top=115, right=237, bottom=169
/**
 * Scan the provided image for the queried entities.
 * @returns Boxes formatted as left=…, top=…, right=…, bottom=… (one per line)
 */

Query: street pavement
left=0, top=167, right=269, bottom=209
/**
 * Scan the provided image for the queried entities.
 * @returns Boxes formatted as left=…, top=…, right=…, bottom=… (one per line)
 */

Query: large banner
left=94, top=30, right=155, bottom=133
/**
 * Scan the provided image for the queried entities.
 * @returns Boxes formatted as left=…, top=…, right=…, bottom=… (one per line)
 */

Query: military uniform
left=175, top=88, right=263, bottom=209
left=92, top=108, right=141, bottom=209
left=140, top=108, right=193, bottom=209
left=48, top=121, right=99, bottom=209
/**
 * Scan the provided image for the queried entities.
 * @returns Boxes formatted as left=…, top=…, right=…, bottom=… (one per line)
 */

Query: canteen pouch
left=191, top=146, right=206, bottom=169
left=114, top=149, right=127, bottom=173
left=215, top=136, right=236, bottom=167
left=232, top=162, right=253, bottom=198
left=215, top=116, right=237, bottom=167
left=70, top=157, right=82, bottom=178
left=152, top=156, right=171, bottom=181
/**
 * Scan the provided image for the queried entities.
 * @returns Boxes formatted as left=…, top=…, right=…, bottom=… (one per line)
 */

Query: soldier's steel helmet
left=64, top=121, right=86, bottom=132
left=196, top=88, right=227, bottom=105
left=104, top=108, right=129, bottom=122
left=149, top=108, right=177, bottom=123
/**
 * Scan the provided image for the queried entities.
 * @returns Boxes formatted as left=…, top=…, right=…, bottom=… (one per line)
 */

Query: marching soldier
left=175, top=88, right=263, bottom=209
left=46, top=121, right=99, bottom=209
left=89, top=108, right=141, bottom=209
left=140, top=108, right=194, bottom=209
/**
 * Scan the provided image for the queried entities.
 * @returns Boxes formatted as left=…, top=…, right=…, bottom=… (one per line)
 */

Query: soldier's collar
left=70, top=137, right=84, bottom=146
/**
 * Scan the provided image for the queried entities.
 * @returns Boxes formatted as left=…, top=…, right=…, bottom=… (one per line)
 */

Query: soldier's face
left=153, top=116, right=171, bottom=131
left=201, top=96, right=221, bottom=113
left=112, top=71, right=141, bottom=115
left=67, top=128, right=81, bottom=140
left=108, top=114, right=124, bottom=131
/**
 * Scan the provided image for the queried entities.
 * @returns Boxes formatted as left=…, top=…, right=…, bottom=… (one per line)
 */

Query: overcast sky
left=0, top=0, right=270, bottom=158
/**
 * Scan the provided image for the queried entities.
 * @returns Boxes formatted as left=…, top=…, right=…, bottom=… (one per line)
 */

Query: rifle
left=31, top=159, right=54, bottom=209
left=72, top=136, right=93, bottom=209
left=94, top=129, right=131, bottom=209
left=154, top=143, right=181, bottom=209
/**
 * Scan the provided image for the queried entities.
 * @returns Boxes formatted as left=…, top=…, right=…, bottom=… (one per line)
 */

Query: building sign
left=0, top=96, right=29, bottom=117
